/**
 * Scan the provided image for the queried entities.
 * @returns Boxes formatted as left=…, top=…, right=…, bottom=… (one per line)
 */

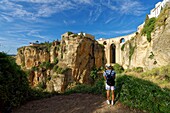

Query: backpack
left=106, top=70, right=115, bottom=86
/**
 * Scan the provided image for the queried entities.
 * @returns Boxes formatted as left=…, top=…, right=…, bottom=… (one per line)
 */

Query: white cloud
left=119, top=0, right=145, bottom=16
left=26, top=30, right=47, bottom=39
left=72, top=0, right=92, bottom=4
left=63, top=20, right=76, bottom=25
left=0, top=14, right=13, bottom=22
left=93, top=29, right=135, bottom=36
left=11, top=0, right=58, bottom=3
left=0, top=0, right=76, bottom=21
left=0, top=0, right=145, bottom=24
left=105, top=17, right=115, bottom=24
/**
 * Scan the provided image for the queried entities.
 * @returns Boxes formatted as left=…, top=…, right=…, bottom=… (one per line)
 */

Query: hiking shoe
left=111, top=101, right=114, bottom=105
left=106, top=100, right=110, bottom=105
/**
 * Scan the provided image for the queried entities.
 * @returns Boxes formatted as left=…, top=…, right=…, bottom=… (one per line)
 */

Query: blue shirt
left=103, top=70, right=116, bottom=78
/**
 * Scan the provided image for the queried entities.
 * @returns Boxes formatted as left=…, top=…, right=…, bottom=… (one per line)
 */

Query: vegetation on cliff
left=156, top=4, right=170, bottom=28
left=142, top=4, right=170, bottom=43
left=142, top=16, right=156, bottom=42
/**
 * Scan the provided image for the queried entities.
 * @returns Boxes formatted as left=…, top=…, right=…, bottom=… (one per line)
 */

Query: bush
left=113, top=63, right=124, bottom=74
left=0, top=52, right=29, bottom=112
left=115, top=75, right=170, bottom=113
left=90, top=67, right=100, bottom=81
left=31, top=66, right=38, bottom=71
left=64, top=78, right=105, bottom=96
left=132, top=67, right=144, bottom=73
left=142, top=17, right=156, bottom=42
left=0, top=52, right=59, bottom=112
left=40, top=61, right=52, bottom=69
left=129, top=43, right=136, bottom=62
left=121, top=43, right=125, bottom=51
left=148, top=52, right=154, bottom=59
left=67, top=31, right=73, bottom=36
left=54, top=57, right=59, bottom=64
left=53, top=65, right=70, bottom=74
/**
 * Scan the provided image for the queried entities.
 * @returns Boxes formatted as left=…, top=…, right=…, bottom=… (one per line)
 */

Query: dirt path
left=13, top=93, right=145, bottom=113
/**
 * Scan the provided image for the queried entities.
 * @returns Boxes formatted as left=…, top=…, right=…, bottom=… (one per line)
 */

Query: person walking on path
left=103, top=64, right=116, bottom=105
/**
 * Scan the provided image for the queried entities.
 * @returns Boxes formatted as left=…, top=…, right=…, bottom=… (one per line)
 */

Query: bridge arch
left=110, top=43, right=116, bottom=64
left=120, top=38, right=125, bottom=43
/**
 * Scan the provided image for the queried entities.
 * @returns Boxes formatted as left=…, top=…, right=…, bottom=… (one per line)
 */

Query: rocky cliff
left=16, top=33, right=105, bottom=92
left=121, top=4, right=170, bottom=70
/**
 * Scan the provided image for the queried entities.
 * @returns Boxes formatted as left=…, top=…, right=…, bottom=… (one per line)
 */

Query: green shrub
left=0, top=52, right=60, bottom=112
left=132, top=67, right=144, bottom=73
left=31, top=66, right=38, bottom=71
left=148, top=52, right=154, bottom=59
left=124, top=68, right=132, bottom=73
left=64, top=78, right=105, bottom=96
left=36, top=82, right=46, bottom=90
left=90, top=67, right=100, bottom=81
left=121, top=43, right=125, bottom=51
left=129, top=43, right=136, bottom=62
left=0, top=52, right=29, bottom=112
left=40, top=61, right=52, bottom=69
left=27, top=88, right=58, bottom=101
left=142, top=17, right=156, bottom=42
left=67, top=31, right=73, bottom=36
left=113, top=63, right=124, bottom=74
left=56, top=67, right=63, bottom=74
left=53, top=65, right=58, bottom=72
left=116, top=75, right=170, bottom=113
left=53, top=65, right=70, bottom=74
left=54, top=57, right=59, bottom=64
left=72, top=34, right=78, bottom=37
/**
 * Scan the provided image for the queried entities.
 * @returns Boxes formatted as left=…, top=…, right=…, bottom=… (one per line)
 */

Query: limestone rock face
left=59, top=34, right=105, bottom=84
left=121, top=11, right=170, bottom=70
left=16, top=45, right=50, bottom=69
left=16, top=33, right=105, bottom=92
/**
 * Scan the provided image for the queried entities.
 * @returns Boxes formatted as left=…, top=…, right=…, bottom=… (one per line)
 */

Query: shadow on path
left=13, top=93, right=144, bottom=113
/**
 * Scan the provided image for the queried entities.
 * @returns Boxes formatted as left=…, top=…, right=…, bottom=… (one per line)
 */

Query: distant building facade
left=148, top=0, right=170, bottom=18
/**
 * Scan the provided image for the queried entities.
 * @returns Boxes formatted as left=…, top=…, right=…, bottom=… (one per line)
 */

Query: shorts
left=105, top=83, right=115, bottom=90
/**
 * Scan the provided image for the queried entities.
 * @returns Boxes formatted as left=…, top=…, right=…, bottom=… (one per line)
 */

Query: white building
left=148, top=0, right=170, bottom=18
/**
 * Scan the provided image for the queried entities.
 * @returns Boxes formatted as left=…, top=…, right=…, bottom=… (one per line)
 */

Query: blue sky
left=0, top=0, right=161, bottom=54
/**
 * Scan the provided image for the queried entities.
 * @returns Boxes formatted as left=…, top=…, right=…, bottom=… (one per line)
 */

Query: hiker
left=103, top=64, right=116, bottom=105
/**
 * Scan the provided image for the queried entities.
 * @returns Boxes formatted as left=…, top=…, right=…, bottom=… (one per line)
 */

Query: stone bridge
left=97, top=33, right=136, bottom=65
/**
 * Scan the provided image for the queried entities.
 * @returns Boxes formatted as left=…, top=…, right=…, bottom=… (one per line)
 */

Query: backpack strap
left=105, top=70, right=112, bottom=77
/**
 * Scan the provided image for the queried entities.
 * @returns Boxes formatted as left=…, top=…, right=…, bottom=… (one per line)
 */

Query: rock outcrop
left=16, top=33, right=105, bottom=92
left=59, top=33, right=105, bottom=84
left=121, top=4, right=170, bottom=70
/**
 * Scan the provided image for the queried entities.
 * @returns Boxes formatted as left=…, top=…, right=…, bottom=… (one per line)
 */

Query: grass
left=116, top=75, right=170, bottom=113
left=64, top=65, right=170, bottom=113
left=141, top=65, right=170, bottom=89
